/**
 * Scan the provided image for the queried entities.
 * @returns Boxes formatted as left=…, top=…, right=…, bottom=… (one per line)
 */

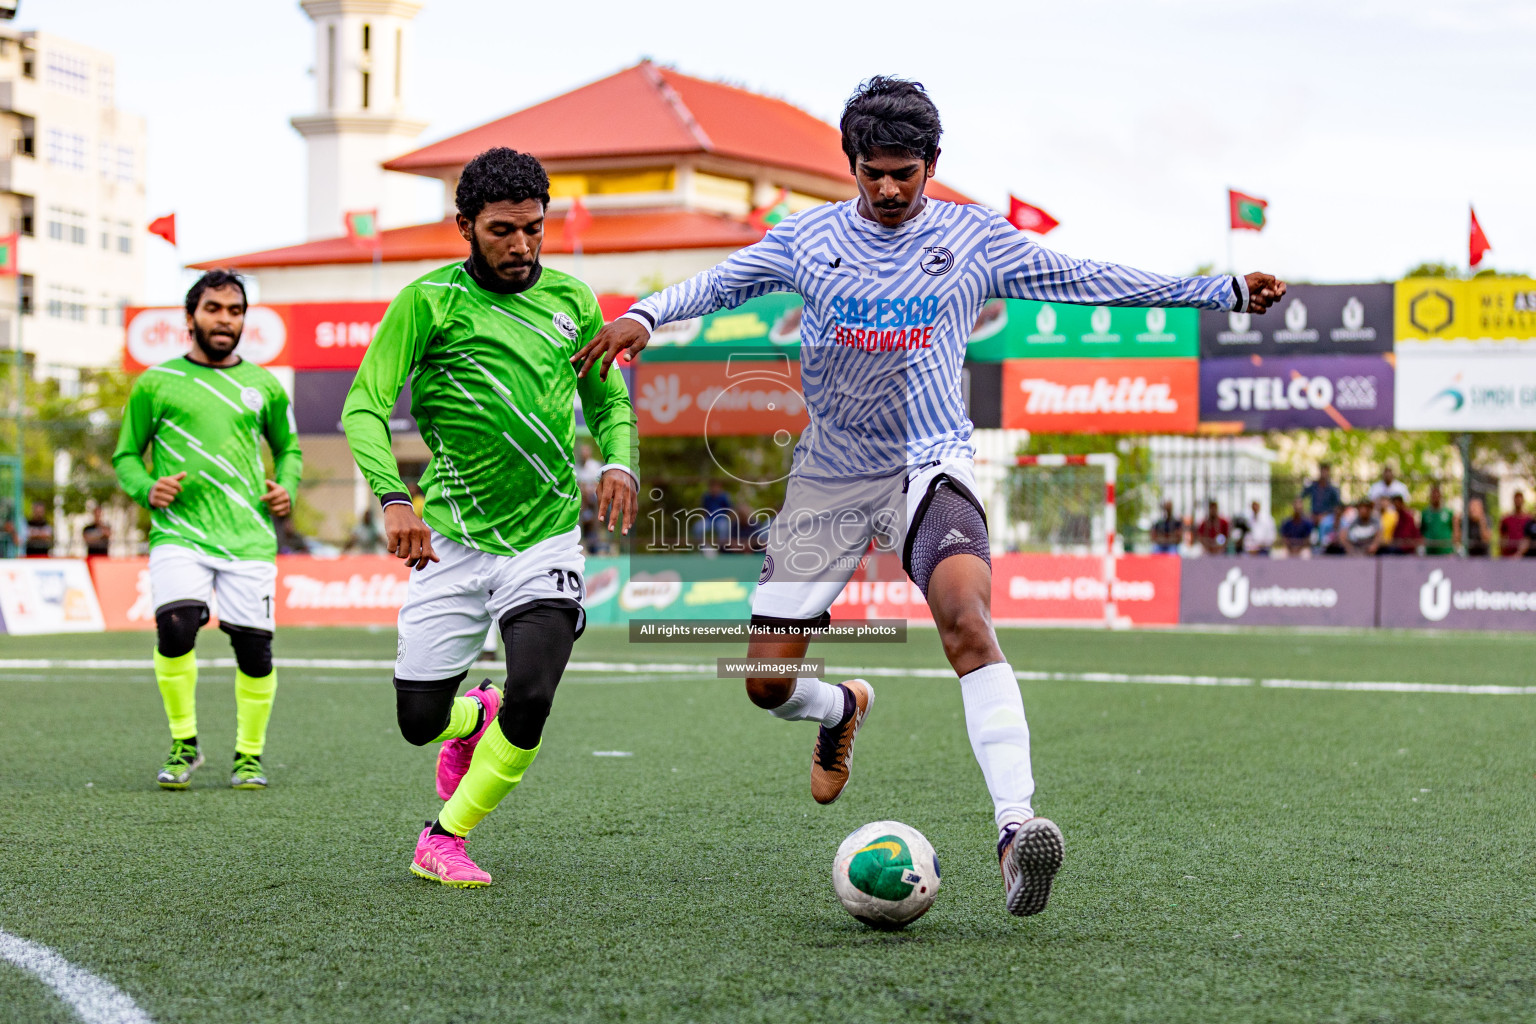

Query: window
left=46, top=285, right=87, bottom=321
left=97, top=63, right=113, bottom=107
left=395, top=29, right=402, bottom=99
left=99, top=140, right=111, bottom=180
left=45, top=206, right=86, bottom=245
left=326, top=25, right=336, bottom=108
left=44, top=51, right=90, bottom=96
left=101, top=230, right=110, bottom=250
left=362, top=23, right=371, bottom=51
left=361, top=71, right=370, bottom=109
left=19, top=197, right=33, bottom=237
left=116, top=145, right=134, bottom=183
left=44, top=129, right=86, bottom=172
left=21, top=49, right=35, bottom=79
left=19, top=275, right=33, bottom=315
left=117, top=220, right=131, bottom=254
left=16, top=116, right=34, bottom=156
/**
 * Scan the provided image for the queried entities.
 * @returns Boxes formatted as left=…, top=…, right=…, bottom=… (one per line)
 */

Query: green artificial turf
left=1, top=625, right=1534, bottom=1023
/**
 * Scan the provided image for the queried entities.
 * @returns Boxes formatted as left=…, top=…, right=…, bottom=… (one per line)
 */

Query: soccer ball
left=832, top=821, right=941, bottom=930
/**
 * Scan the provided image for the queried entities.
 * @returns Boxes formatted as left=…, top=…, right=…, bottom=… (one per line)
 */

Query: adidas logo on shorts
left=939, top=528, right=970, bottom=548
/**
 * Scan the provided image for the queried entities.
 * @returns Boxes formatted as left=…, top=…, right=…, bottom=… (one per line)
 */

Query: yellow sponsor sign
left=1395, top=277, right=1536, bottom=344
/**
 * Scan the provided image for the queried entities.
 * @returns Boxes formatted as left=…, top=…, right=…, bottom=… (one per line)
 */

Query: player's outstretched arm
left=573, top=221, right=800, bottom=379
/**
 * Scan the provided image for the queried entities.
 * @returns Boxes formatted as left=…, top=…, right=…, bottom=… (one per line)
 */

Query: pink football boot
left=410, top=825, right=491, bottom=888
left=436, top=681, right=501, bottom=800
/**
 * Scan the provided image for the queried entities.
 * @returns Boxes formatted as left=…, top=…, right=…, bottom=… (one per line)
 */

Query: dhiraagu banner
left=635, top=292, right=1196, bottom=363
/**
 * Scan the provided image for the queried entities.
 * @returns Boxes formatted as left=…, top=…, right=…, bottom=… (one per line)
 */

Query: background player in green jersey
left=113, top=270, right=303, bottom=790
left=342, top=148, right=638, bottom=888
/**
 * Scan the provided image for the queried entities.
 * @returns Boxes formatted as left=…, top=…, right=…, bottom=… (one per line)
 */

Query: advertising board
left=1199, top=354, right=1394, bottom=430
left=1393, top=350, right=1536, bottom=431
left=1200, top=283, right=1393, bottom=357
left=0, top=559, right=106, bottom=634
left=1378, top=560, right=1536, bottom=632
left=1001, top=358, right=1199, bottom=433
left=1178, top=558, right=1377, bottom=627
left=1395, top=276, right=1536, bottom=348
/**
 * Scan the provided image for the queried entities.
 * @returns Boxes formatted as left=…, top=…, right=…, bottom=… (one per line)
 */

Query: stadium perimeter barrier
left=3, top=554, right=1533, bottom=635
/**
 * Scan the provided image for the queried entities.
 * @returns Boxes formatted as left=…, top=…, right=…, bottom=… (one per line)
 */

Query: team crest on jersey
left=920, top=246, right=954, bottom=276
left=759, top=554, right=774, bottom=584
left=240, top=387, right=264, bottom=412
left=552, top=312, right=580, bottom=341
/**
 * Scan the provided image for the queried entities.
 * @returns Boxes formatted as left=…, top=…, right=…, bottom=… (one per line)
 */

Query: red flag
left=748, top=188, right=790, bottom=232
left=0, top=232, right=17, bottom=277
left=1229, top=189, right=1268, bottom=231
left=1007, top=195, right=1059, bottom=235
left=1469, top=205, right=1492, bottom=268
left=565, top=196, right=592, bottom=250
left=147, top=214, right=176, bottom=246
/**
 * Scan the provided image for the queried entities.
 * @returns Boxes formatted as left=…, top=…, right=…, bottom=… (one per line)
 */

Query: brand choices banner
left=1394, top=350, right=1536, bottom=430
left=1395, top=277, right=1536, bottom=347
left=1199, top=354, right=1395, bottom=430
left=1200, top=284, right=1394, bottom=358
left=1379, top=560, right=1536, bottom=631
left=1179, top=558, right=1378, bottom=628
left=1002, top=358, right=1199, bottom=433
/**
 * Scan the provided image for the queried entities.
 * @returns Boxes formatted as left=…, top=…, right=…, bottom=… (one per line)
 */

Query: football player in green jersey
left=113, top=270, right=303, bottom=791
left=342, top=148, right=638, bottom=887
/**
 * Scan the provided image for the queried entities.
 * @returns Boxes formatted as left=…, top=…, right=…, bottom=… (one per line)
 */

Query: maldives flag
left=0, top=232, right=17, bottom=276
left=1229, top=189, right=1267, bottom=231
left=1469, top=205, right=1492, bottom=267
left=748, top=188, right=790, bottom=232
left=565, top=195, right=592, bottom=251
left=344, top=209, right=380, bottom=248
left=1007, top=195, right=1059, bottom=235
left=147, top=213, right=176, bottom=246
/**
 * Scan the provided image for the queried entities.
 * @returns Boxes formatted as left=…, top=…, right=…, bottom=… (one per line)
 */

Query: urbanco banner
left=1199, top=354, right=1394, bottom=431
left=1002, top=358, right=1199, bottom=433
left=1393, top=349, right=1536, bottom=430
left=1199, top=283, right=1394, bottom=358
left=1379, top=559, right=1536, bottom=631
left=1179, top=557, right=1378, bottom=627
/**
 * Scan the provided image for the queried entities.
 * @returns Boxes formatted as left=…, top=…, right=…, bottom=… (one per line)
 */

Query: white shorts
left=394, top=527, right=587, bottom=681
left=149, top=544, right=277, bottom=632
left=752, top=460, right=983, bottom=621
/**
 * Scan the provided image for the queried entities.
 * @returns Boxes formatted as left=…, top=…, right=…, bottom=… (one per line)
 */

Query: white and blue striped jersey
left=630, top=199, right=1241, bottom=479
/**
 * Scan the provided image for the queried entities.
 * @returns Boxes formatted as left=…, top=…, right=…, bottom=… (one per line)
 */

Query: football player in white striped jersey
left=577, top=76, right=1284, bottom=917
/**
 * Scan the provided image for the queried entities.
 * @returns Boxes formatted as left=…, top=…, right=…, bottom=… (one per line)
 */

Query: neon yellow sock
left=432, top=695, right=482, bottom=743
left=437, top=720, right=539, bottom=837
left=154, top=649, right=198, bottom=741
left=234, top=669, right=278, bottom=756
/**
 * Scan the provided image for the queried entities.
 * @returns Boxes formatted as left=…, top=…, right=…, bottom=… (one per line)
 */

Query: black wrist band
left=628, top=309, right=656, bottom=329
left=380, top=491, right=410, bottom=509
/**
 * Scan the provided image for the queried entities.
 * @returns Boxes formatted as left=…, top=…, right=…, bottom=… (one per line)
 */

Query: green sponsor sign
left=582, top=555, right=757, bottom=626
left=636, top=293, right=1195, bottom=363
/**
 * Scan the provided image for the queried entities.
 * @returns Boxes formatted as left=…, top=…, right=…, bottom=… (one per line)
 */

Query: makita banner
left=1200, top=284, right=1394, bottom=358
left=1199, top=354, right=1394, bottom=431
left=1179, top=558, right=1377, bottom=627
left=1378, top=560, right=1536, bottom=632
left=1001, top=358, right=1198, bottom=433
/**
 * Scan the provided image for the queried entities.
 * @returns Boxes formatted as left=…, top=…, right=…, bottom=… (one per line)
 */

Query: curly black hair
left=839, top=76, right=942, bottom=171
left=184, top=269, right=247, bottom=315
left=455, top=147, right=552, bottom=220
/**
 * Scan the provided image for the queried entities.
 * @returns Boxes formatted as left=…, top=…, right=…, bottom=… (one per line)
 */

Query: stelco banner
left=1002, top=358, right=1199, bottom=433
left=1378, top=560, right=1536, bottom=632
left=1199, top=354, right=1395, bottom=431
left=1394, top=276, right=1536, bottom=348
left=1393, top=350, right=1536, bottom=431
left=1199, top=284, right=1394, bottom=358
left=1179, top=558, right=1378, bottom=628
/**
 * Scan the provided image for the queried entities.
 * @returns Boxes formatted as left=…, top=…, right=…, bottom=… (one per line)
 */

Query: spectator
left=275, top=516, right=310, bottom=555
left=81, top=507, right=112, bottom=557
left=1242, top=499, right=1276, bottom=556
left=1367, top=465, right=1410, bottom=506
left=1302, top=463, right=1342, bottom=523
left=697, top=478, right=735, bottom=549
left=1343, top=498, right=1380, bottom=556
left=1279, top=498, right=1313, bottom=558
left=1378, top=494, right=1399, bottom=547
left=0, top=504, right=17, bottom=558
left=1420, top=484, right=1458, bottom=556
left=343, top=508, right=385, bottom=554
left=1465, top=498, right=1491, bottom=557
left=1318, top=507, right=1345, bottom=555
left=575, top=442, right=603, bottom=492
left=1498, top=492, right=1530, bottom=558
left=1149, top=500, right=1182, bottom=554
left=23, top=501, right=53, bottom=558
left=1194, top=500, right=1229, bottom=555
left=1386, top=495, right=1421, bottom=555
left=408, top=481, right=426, bottom=519
left=1521, top=511, right=1536, bottom=558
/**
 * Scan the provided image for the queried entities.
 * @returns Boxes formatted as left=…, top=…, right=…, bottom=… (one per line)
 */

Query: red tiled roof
left=383, top=61, right=977, bottom=204
left=189, top=209, right=768, bottom=269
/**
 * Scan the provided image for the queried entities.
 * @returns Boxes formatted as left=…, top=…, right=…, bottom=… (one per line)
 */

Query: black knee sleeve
left=155, top=601, right=208, bottom=659
left=221, top=622, right=273, bottom=677
left=393, top=670, right=469, bottom=746
left=497, top=603, right=579, bottom=749
left=905, top=480, right=991, bottom=596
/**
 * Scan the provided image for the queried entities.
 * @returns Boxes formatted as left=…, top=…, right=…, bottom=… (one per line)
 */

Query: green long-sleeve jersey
left=342, top=261, right=637, bottom=557
left=112, top=356, right=303, bottom=561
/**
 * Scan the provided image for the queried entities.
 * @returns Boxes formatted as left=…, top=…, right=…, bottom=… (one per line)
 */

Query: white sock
left=769, top=677, right=846, bottom=727
left=960, top=662, right=1035, bottom=831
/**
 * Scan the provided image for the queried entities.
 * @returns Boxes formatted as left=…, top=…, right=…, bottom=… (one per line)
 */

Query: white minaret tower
left=291, top=0, right=429, bottom=239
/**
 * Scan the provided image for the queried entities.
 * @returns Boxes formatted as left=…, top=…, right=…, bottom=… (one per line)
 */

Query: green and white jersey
left=113, top=356, right=303, bottom=562
left=342, top=261, right=637, bottom=557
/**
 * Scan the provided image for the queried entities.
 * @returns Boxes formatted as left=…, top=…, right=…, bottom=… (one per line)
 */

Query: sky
left=38, top=0, right=1536, bottom=304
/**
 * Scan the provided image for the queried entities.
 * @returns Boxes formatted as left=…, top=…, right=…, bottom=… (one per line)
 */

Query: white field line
left=0, top=659, right=1533, bottom=695
left=0, top=928, right=154, bottom=1024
